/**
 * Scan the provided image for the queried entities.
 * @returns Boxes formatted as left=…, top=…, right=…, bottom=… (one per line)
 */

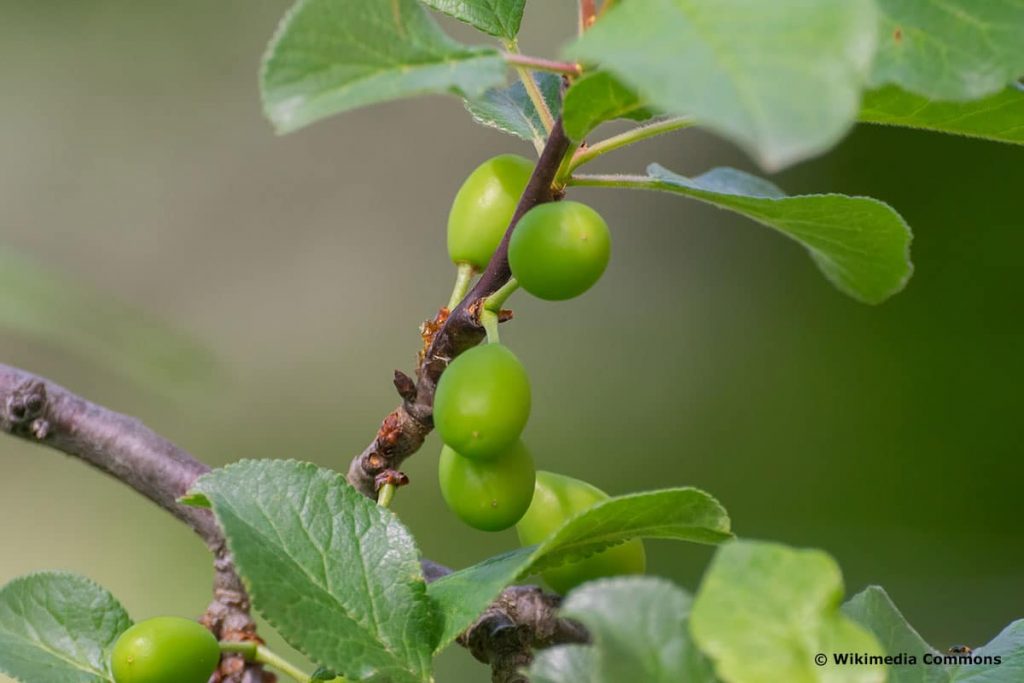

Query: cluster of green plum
left=437, top=156, right=644, bottom=593
left=103, top=156, right=641, bottom=683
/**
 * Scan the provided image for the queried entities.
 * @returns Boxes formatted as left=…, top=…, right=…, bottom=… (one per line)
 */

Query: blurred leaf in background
left=0, top=246, right=218, bottom=397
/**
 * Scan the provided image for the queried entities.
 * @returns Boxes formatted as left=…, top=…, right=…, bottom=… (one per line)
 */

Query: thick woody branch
left=0, top=364, right=268, bottom=683
left=347, top=116, right=573, bottom=499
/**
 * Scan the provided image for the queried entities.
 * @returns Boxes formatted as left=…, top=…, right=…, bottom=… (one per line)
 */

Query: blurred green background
left=1, top=2, right=1021, bottom=681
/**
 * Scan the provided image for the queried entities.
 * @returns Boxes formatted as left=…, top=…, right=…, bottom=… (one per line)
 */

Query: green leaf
left=562, top=71, right=656, bottom=142
left=428, top=487, right=730, bottom=651
left=691, top=540, right=885, bottom=683
left=189, top=460, right=437, bottom=683
left=843, top=587, right=942, bottom=683
left=860, top=85, right=1024, bottom=146
left=261, top=0, right=506, bottom=134
left=870, top=0, right=1024, bottom=101
left=0, top=572, right=132, bottom=683
left=0, top=247, right=218, bottom=396
left=559, top=577, right=716, bottom=683
left=465, top=72, right=562, bottom=149
left=610, top=165, right=913, bottom=304
left=844, top=586, right=1024, bottom=683
left=529, top=646, right=599, bottom=683
left=420, top=0, right=525, bottom=39
left=567, top=0, right=879, bottom=170
left=958, top=621, right=1024, bottom=682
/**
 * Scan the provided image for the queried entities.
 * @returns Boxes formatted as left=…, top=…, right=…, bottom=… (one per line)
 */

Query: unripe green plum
left=111, top=617, right=220, bottom=683
left=448, top=154, right=534, bottom=270
left=438, top=441, right=536, bottom=531
left=508, top=201, right=611, bottom=301
left=517, top=471, right=645, bottom=594
left=433, top=343, right=530, bottom=459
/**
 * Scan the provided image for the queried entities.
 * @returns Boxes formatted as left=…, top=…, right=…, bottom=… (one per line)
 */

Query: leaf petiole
left=567, top=173, right=652, bottom=189
left=559, top=117, right=695, bottom=183
left=504, top=41, right=558, bottom=135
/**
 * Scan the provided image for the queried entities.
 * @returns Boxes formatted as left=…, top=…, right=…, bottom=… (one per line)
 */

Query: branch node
left=364, top=452, right=387, bottom=473
left=418, top=307, right=450, bottom=369
left=374, top=469, right=409, bottom=491
left=393, top=370, right=417, bottom=401
left=3, top=379, right=47, bottom=434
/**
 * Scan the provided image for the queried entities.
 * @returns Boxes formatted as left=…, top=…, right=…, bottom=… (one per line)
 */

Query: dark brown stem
left=345, top=117, right=585, bottom=679
left=0, top=364, right=268, bottom=683
left=347, top=117, right=572, bottom=499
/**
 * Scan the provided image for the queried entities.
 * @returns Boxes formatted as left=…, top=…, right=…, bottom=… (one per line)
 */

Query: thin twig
left=502, top=52, right=582, bottom=77
left=344, top=119, right=576, bottom=679
left=0, top=364, right=268, bottom=683
left=345, top=117, right=572, bottom=500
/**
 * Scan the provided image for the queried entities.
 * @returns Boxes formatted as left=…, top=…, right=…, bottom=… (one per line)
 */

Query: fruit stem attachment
left=377, top=482, right=396, bottom=508
left=241, top=643, right=334, bottom=683
left=485, top=277, right=520, bottom=312
left=481, top=308, right=501, bottom=344
left=557, top=117, right=695, bottom=184
left=220, top=641, right=259, bottom=659
left=448, top=262, right=476, bottom=310
left=480, top=278, right=518, bottom=344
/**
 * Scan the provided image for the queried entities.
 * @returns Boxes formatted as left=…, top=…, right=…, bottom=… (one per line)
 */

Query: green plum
left=448, top=154, right=534, bottom=270
left=508, top=201, right=611, bottom=301
left=438, top=441, right=536, bottom=531
left=111, top=617, right=220, bottom=683
left=433, top=343, right=530, bottom=459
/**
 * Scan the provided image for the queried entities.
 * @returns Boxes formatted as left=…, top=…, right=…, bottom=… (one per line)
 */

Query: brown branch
left=462, top=586, right=589, bottom=683
left=422, top=562, right=588, bottom=683
left=0, top=364, right=268, bottom=683
left=346, top=116, right=572, bottom=499
left=1, top=363, right=587, bottom=682
left=345, top=117, right=579, bottom=680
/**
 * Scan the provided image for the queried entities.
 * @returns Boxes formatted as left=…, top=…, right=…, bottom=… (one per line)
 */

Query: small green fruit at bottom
left=433, top=343, right=531, bottom=460
left=448, top=154, right=534, bottom=270
left=111, top=616, right=220, bottom=683
left=439, top=441, right=536, bottom=531
left=508, top=200, right=611, bottom=301
left=516, top=470, right=645, bottom=593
